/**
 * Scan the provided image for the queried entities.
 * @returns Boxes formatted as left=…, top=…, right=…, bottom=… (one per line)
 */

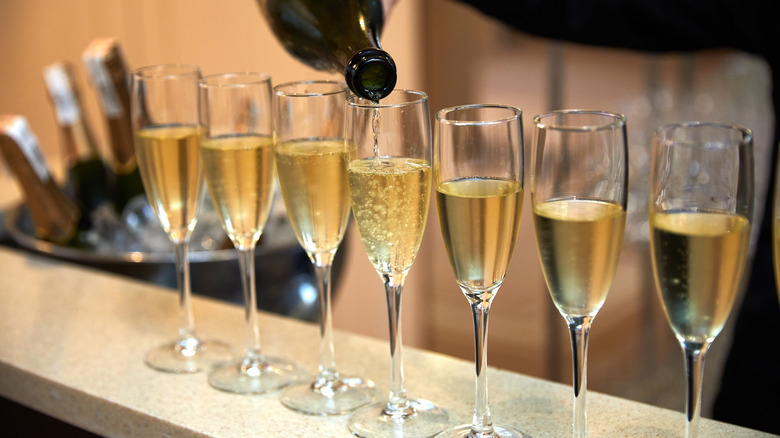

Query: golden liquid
left=651, top=211, right=750, bottom=344
left=201, top=134, right=276, bottom=250
left=275, top=138, right=350, bottom=255
left=135, top=124, right=203, bottom=242
left=436, top=177, right=523, bottom=292
left=348, top=157, right=431, bottom=275
left=533, top=198, right=626, bottom=317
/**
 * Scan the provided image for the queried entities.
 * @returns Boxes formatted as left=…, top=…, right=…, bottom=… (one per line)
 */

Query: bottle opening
left=346, top=48, right=397, bottom=101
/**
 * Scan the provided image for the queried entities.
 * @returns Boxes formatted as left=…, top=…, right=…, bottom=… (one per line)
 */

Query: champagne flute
left=649, top=122, right=753, bottom=438
left=531, top=110, right=628, bottom=437
left=275, top=80, right=376, bottom=414
left=131, top=64, right=233, bottom=373
left=199, top=72, right=300, bottom=394
left=346, top=90, right=449, bottom=437
left=434, top=105, right=525, bottom=438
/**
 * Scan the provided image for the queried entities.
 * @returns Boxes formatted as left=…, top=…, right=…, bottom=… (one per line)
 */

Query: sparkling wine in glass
left=434, top=105, right=525, bottom=438
left=649, top=122, right=753, bottom=438
left=199, top=72, right=301, bottom=394
left=131, top=64, right=233, bottom=373
left=274, top=80, right=375, bottom=414
left=531, top=110, right=628, bottom=437
left=346, top=90, right=449, bottom=437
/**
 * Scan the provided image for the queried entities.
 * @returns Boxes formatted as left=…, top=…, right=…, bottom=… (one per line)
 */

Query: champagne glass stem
left=568, top=315, right=593, bottom=438
left=237, top=246, right=262, bottom=361
left=382, top=274, right=409, bottom=415
left=468, top=290, right=497, bottom=436
left=683, top=341, right=710, bottom=438
left=313, top=254, right=338, bottom=383
left=174, top=240, right=196, bottom=342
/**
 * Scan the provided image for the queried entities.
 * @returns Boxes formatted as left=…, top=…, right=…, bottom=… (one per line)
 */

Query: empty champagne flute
left=131, top=64, right=233, bottom=373
left=434, top=105, right=525, bottom=438
left=274, top=80, right=375, bottom=414
left=649, top=122, right=753, bottom=438
left=531, top=110, right=628, bottom=437
left=346, top=90, right=449, bottom=437
left=199, top=72, right=301, bottom=394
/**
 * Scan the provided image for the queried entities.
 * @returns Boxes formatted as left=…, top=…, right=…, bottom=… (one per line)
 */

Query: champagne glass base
left=280, top=375, right=376, bottom=416
left=348, top=399, right=449, bottom=438
left=144, top=337, right=233, bottom=374
left=435, top=424, right=528, bottom=438
left=207, top=356, right=302, bottom=395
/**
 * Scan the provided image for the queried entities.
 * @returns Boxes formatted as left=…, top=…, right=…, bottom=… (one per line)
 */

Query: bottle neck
left=345, top=48, right=397, bottom=101
left=60, top=118, right=101, bottom=168
left=106, top=114, right=136, bottom=174
left=0, top=118, right=80, bottom=244
left=84, top=39, right=135, bottom=172
left=104, top=67, right=135, bottom=173
left=44, top=62, right=101, bottom=163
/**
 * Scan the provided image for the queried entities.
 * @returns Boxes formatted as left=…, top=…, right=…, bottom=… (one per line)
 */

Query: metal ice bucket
left=2, top=202, right=345, bottom=322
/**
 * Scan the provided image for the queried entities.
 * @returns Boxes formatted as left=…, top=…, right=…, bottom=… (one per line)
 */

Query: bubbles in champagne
left=372, top=106, right=381, bottom=159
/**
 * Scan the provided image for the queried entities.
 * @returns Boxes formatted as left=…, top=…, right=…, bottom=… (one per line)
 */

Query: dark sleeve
left=454, top=0, right=776, bottom=58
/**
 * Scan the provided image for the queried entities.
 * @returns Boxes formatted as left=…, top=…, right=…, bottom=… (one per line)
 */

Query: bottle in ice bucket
left=82, top=37, right=146, bottom=215
left=257, top=0, right=397, bottom=101
left=43, top=61, right=111, bottom=229
left=0, top=115, right=82, bottom=246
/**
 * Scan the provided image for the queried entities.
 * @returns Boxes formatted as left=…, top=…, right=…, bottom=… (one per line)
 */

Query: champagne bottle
left=258, top=0, right=397, bottom=101
left=0, top=115, right=81, bottom=245
left=43, top=61, right=110, bottom=225
left=82, top=38, right=145, bottom=214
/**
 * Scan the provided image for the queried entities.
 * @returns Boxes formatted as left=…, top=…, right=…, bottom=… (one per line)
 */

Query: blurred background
left=0, top=0, right=773, bottom=419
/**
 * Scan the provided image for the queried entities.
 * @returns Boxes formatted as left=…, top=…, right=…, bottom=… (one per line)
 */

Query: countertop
left=0, top=246, right=772, bottom=437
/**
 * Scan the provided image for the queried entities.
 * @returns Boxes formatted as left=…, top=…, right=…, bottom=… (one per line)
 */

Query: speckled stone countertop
left=0, top=246, right=771, bottom=437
